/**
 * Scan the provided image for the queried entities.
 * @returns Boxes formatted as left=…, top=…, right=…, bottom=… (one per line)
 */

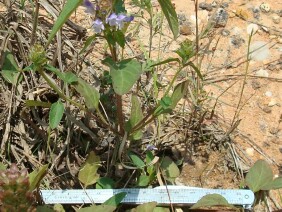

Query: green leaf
left=114, top=0, right=126, bottom=13
left=190, top=194, right=234, bottom=209
left=44, top=64, right=64, bottom=79
left=131, top=202, right=157, bottom=212
left=78, top=205, right=116, bottom=212
left=46, top=0, right=83, bottom=46
left=126, top=95, right=144, bottom=140
left=146, top=151, right=154, bottom=164
left=187, top=61, right=203, bottom=80
left=137, top=175, right=150, bottom=187
left=153, top=105, right=171, bottom=116
left=150, top=58, right=180, bottom=68
left=44, top=64, right=78, bottom=84
left=160, top=96, right=172, bottom=109
left=153, top=207, right=170, bottom=212
left=160, top=156, right=180, bottom=182
left=175, top=39, right=195, bottom=64
left=49, top=100, right=64, bottom=129
left=1, top=51, right=20, bottom=85
left=103, top=58, right=143, bottom=95
left=78, top=151, right=100, bottom=188
left=170, top=80, right=189, bottom=109
left=96, top=177, right=115, bottom=189
left=245, top=160, right=274, bottom=192
left=79, top=35, right=96, bottom=55
left=0, top=163, right=7, bottom=171
left=157, top=0, right=179, bottom=39
left=37, top=205, right=54, bottom=212
left=261, top=177, right=282, bottom=190
left=53, top=204, right=65, bottom=212
left=63, top=72, right=78, bottom=84
left=113, top=30, right=126, bottom=48
left=29, top=164, right=48, bottom=191
left=74, top=78, right=100, bottom=109
left=26, top=100, right=51, bottom=108
left=146, top=151, right=155, bottom=176
left=104, top=192, right=127, bottom=206
left=128, top=151, right=145, bottom=169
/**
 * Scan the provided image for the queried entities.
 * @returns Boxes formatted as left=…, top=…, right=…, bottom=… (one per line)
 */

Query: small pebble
left=260, top=3, right=270, bottom=13
left=246, top=148, right=254, bottom=157
left=232, top=26, right=242, bottom=35
left=178, top=13, right=187, bottom=25
left=199, top=2, right=213, bottom=12
left=220, top=2, right=229, bottom=8
left=250, top=41, right=270, bottom=61
left=251, top=80, right=261, bottom=90
left=180, top=22, right=192, bottom=35
left=252, top=6, right=260, bottom=13
left=268, top=99, right=277, bottom=107
left=247, top=23, right=259, bottom=35
left=252, top=6, right=260, bottom=19
left=272, top=15, right=281, bottom=24
left=211, top=1, right=218, bottom=7
left=267, top=64, right=277, bottom=71
left=269, top=127, right=279, bottom=135
left=230, top=35, right=245, bottom=48
left=276, top=10, right=282, bottom=17
left=221, top=29, right=230, bottom=36
left=265, top=91, right=272, bottom=97
left=262, top=106, right=272, bottom=113
left=261, top=26, right=269, bottom=33
left=211, top=8, right=229, bottom=27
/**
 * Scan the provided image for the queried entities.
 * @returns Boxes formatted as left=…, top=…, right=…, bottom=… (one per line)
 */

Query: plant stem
left=37, top=68, right=111, bottom=131
left=231, top=33, right=253, bottom=125
left=111, top=44, right=124, bottom=134
left=30, top=0, right=39, bottom=46
left=116, top=94, right=124, bottom=134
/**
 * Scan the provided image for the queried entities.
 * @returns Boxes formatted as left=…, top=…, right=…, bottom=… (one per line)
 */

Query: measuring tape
left=41, top=186, right=254, bottom=208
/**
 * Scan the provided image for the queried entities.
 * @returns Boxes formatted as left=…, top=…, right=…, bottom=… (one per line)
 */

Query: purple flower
left=124, top=15, right=134, bottom=22
left=106, top=13, right=118, bottom=26
left=83, top=0, right=95, bottom=14
left=146, top=144, right=158, bottom=151
left=93, top=19, right=104, bottom=33
left=116, top=14, right=127, bottom=29
left=106, top=13, right=134, bottom=29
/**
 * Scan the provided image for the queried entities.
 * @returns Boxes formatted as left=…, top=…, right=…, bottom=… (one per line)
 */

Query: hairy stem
left=231, top=33, right=253, bottom=125
left=30, top=0, right=39, bottom=46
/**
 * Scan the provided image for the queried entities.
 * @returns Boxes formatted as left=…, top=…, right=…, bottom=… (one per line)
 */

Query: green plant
left=244, top=160, right=282, bottom=210
left=22, top=0, right=202, bottom=174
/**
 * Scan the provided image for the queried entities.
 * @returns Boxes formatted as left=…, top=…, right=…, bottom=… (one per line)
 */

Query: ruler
left=41, top=186, right=254, bottom=208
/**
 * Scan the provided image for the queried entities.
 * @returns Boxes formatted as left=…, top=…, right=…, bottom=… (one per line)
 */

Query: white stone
left=246, top=148, right=254, bottom=157
left=190, top=15, right=201, bottom=25
left=250, top=41, right=270, bottom=61
left=265, top=91, right=272, bottom=97
left=256, top=69, right=269, bottom=77
left=268, top=99, right=277, bottom=107
left=260, top=3, right=270, bottom=13
left=232, top=27, right=242, bottom=35
left=247, top=24, right=259, bottom=35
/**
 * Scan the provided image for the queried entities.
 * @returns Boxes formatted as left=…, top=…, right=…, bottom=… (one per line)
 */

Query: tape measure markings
left=41, top=187, right=254, bottom=208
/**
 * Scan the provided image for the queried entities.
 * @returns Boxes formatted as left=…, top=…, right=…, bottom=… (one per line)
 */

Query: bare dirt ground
left=172, top=0, right=282, bottom=210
